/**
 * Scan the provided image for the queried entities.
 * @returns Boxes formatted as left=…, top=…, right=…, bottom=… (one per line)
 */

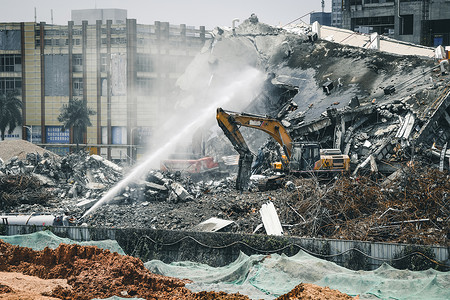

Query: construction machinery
left=160, top=154, right=219, bottom=174
left=216, top=107, right=350, bottom=190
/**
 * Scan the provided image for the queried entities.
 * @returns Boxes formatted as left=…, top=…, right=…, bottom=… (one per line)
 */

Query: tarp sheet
left=145, top=250, right=450, bottom=300
left=0, top=230, right=125, bottom=255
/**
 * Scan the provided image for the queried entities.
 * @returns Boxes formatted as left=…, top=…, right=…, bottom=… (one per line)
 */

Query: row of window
left=352, top=15, right=414, bottom=35
left=0, top=76, right=176, bottom=96
left=39, top=26, right=202, bottom=39
left=72, top=77, right=175, bottom=96
left=36, top=37, right=202, bottom=48
left=0, top=54, right=21, bottom=72
left=0, top=77, right=21, bottom=94
left=0, top=53, right=186, bottom=74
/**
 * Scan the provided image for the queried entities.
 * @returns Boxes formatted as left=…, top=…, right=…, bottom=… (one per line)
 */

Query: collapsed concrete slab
left=173, top=14, right=449, bottom=177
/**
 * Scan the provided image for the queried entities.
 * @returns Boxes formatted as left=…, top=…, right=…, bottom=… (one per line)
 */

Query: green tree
left=0, top=90, right=22, bottom=141
left=57, top=98, right=96, bottom=147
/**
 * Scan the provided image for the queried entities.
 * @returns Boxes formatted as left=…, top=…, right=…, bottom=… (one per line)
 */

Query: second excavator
left=216, top=107, right=350, bottom=190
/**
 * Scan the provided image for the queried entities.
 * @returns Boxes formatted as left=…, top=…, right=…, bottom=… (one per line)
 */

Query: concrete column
left=20, top=22, right=27, bottom=141
left=106, top=20, right=112, bottom=160
left=82, top=20, right=88, bottom=144
left=40, top=22, right=46, bottom=143
left=200, top=26, right=205, bottom=42
left=96, top=20, right=102, bottom=151
left=126, top=19, right=137, bottom=161
left=68, top=21, right=74, bottom=144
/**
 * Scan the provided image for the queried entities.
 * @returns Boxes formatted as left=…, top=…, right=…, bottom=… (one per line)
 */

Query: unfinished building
left=341, top=0, right=450, bottom=46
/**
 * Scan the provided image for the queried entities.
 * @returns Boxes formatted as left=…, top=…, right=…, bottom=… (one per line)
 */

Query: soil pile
left=0, top=239, right=248, bottom=299
left=277, top=283, right=354, bottom=300
left=0, top=272, right=70, bottom=300
left=0, top=140, right=57, bottom=162
left=0, top=240, right=355, bottom=299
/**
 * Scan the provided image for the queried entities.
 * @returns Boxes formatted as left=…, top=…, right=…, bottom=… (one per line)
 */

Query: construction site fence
left=1, top=224, right=448, bottom=271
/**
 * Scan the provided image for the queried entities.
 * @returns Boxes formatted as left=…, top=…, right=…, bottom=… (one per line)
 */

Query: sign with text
left=45, top=126, right=70, bottom=144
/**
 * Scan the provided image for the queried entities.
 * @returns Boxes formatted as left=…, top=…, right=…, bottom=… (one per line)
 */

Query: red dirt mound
left=0, top=240, right=249, bottom=299
left=277, top=283, right=356, bottom=300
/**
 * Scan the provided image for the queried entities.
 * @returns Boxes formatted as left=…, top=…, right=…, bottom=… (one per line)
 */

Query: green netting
left=0, top=230, right=125, bottom=255
left=145, top=250, right=450, bottom=300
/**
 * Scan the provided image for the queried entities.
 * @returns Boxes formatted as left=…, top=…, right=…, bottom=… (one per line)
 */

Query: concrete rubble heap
left=180, top=17, right=450, bottom=176
left=0, top=16, right=449, bottom=246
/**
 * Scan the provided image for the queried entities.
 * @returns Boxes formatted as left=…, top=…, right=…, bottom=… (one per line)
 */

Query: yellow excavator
left=216, top=107, right=350, bottom=190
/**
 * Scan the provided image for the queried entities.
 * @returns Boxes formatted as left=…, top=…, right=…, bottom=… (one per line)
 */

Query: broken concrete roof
left=315, top=24, right=435, bottom=58
left=176, top=14, right=450, bottom=174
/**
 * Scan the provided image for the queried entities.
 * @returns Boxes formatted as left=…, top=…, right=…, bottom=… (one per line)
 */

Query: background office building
left=341, top=0, right=450, bottom=46
left=331, top=0, right=343, bottom=28
left=0, top=9, right=209, bottom=160
left=310, top=12, right=332, bottom=26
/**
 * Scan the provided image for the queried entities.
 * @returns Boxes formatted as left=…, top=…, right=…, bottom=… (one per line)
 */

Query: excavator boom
left=217, top=107, right=350, bottom=191
left=217, top=108, right=293, bottom=156
left=216, top=108, right=293, bottom=190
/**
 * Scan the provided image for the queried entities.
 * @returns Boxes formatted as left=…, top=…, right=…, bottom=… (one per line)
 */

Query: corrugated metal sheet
left=260, top=201, right=283, bottom=236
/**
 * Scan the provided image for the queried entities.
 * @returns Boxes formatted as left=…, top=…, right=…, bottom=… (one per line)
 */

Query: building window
left=400, top=15, right=413, bottom=35
left=0, top=54, right=21, bottom=72
left=137, top=78, right=156, bottom=94
left=352, top=16, right=394, bottom=35
left=73, top=78, right=83, bottom=96
left=137, top=54, right=153, bottom=72
left=100, top=54, right=108, bottom=72
left=0, top=77, right=22, bottom=94
left=73, top=54, right=83, bottom=72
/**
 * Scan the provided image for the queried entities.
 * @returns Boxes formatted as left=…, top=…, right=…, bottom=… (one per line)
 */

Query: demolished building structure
left=175, top=16, right=450, bottom=178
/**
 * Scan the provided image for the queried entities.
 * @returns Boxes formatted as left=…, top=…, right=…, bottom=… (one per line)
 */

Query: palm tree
left=57, top=98, right=96, bottom=147
left=0, top=90, right=22, bottom=141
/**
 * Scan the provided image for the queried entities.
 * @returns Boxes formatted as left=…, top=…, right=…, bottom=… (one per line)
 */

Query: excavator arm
left=216, top=108, right=253, bottom=191
left=216, top=107, right=293, bottom=190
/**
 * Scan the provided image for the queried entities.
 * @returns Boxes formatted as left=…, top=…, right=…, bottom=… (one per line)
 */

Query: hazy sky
left=0, top=0, right=331, bottom=29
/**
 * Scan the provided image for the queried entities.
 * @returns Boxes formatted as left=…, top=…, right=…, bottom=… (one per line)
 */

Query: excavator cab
left=289, top=142, right=321, bottom=172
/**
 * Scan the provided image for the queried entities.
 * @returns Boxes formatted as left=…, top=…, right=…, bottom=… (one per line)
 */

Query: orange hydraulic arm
left=216, top=108, right=293, bottom=190
left=216, top=108, right=293, bottom=157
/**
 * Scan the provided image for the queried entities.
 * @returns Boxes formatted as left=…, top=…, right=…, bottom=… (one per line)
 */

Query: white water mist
left=82, top=67, right=264, bottom=218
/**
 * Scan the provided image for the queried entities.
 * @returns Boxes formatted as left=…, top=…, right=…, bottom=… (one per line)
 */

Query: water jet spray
left=81, top=67, right=264, bottom=219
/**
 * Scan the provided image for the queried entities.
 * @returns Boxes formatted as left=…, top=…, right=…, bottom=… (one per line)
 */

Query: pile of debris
left=0, top=146, right=123, bottom=211
left=279, top=165, right=449, bottom=245
left=0, top=175, right=52, bottom=210
left=0, top=141, right=237, bottom=224
left=0, top=140, right=448, bottom=245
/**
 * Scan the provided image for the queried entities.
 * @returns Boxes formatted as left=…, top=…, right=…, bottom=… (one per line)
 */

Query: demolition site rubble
left=0, top=140, right=448, bottom=246
left=1, top=16, right=449, bottom=247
